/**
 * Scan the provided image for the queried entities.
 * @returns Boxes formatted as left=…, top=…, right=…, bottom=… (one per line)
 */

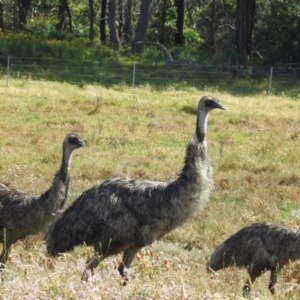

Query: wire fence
left=0, top=56, right=299, bottom=94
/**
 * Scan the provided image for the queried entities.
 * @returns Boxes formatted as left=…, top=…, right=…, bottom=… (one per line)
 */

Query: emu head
left=196, top=96, right=225, bottom=143
left=199, top=95, right=225, bottom=112
left=64, top=133, right=85, bottom=151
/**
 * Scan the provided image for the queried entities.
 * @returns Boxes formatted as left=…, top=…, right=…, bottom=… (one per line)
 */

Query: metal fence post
left=6, top=56, right=10, bottom=87
left=268, top=66, right=273, bottom=95
left=132, top=63, right=136, bottom=87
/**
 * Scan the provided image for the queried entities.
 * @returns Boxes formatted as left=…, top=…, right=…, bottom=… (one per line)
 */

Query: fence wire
left=0, top=56, right=299, bottom=94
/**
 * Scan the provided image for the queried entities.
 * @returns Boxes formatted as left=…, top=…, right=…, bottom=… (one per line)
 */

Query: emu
left=207, top=222, right=300, bottom=296
left=46, top=96, right=224, bottom=281
left=0, top=133, right=84, bottom=268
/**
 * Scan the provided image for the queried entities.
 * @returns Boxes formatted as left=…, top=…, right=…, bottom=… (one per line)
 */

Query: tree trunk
left=18, top=0, right=29, bottom=28
left=99, top=0, right=107, bottom=44
left=236, top=0, right=256, bottom=65
left=14, top=0, right=31, bottom=30
left=208, top=0, right=216, bottom=50
left=108, top=0, right=120, bottom=50
left=158, top=0, right=167, bottom=44
left=123, top=0, right=132, bottom=43
left=174, top=0, right=184, bottom=45
left=132, top=0, right=152, bottom=54
left=13, top=0, right=18, bottom=31
left=0, top=1, right=4, bottom=32
left=89, top=0, right=95, bottom=42
left=42, top=0, right=46, bottom=15
left=118, top=0, right=123, bottom=42
left=57, top=0, right=72, bottom=32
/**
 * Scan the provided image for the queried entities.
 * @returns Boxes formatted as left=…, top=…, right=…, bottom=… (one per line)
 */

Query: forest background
left=1, top=1, right=300, bottom=298
left=0, top=0, right=299, bottom=96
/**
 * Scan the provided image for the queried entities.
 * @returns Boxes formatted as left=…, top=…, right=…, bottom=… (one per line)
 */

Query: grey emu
left=207, top=222, right=300, bottom=296
left=0, top=133, right=84, bottom=267
left=46, top=96, right=224, bottom=281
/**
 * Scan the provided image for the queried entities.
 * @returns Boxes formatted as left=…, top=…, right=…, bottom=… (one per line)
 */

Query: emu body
left=46, top=96, right=224, bottom=280
left=0, top=133, right=84, bottom=267
left=208, top=222, right=300, bottom=295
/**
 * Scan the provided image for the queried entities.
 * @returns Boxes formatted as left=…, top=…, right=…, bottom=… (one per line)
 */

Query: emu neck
left=196, top=109, right=208, bottom=143
left=179, top=139, right=208, bottom=185
left=167, top=107, right=212, bottom=217
left=38, top=147, right=73, bottom=215
left=60, top=147, right=73, bottom=182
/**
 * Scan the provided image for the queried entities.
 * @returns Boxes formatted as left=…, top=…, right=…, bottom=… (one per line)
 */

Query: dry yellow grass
left=0, top=78, right=300, bottom=299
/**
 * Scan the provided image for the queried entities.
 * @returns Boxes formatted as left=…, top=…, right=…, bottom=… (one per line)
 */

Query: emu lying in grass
left=46, top=96, right=224, bottom=282
left=207, top=222, right=300, bottom=296
left=0, top=133, right=84, bottom=268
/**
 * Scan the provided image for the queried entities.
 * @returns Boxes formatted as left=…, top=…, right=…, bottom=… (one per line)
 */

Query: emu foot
left=118, top=264, right=129, bottom=286
left=268, top=285, right=276, bottom=295
left=242, top=284, right=251, bottom=298
left=81, top=268, right=92, bottom=282
left=121, top=273, right=129, bottom=286
left=81, top=256, right=99, bottom=281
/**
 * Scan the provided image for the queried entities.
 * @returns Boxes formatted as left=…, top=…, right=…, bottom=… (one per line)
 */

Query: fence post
left=268, top=66, right=273, bottom=95
left=132, top=63, right=136, bottom=87
left=6, top=56, right=10, bottom=87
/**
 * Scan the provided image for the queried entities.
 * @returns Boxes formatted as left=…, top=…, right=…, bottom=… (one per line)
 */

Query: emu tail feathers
left=208, top=243, right=237, bottom=271
left=46, top=214, right=79, bottom=255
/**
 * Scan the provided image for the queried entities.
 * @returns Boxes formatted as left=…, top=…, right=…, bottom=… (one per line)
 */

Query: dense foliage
left=255, top=1, right=300, bottom=64
left=0, top=0, right=299, bottom=67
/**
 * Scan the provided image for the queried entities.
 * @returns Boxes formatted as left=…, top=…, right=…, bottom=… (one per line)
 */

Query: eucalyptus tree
left=57, top=0, right=72, bottom=32
left=89, top=0, right=95, bottom=42
left=108, top=0, right=120, bottom=49
left=0, top=1, right=3, bottom=31
left=236, top=0, right=256, bottom=64
left=132, top=0, right=153, bottom=54
left=174, top=0, right=184, bottom=45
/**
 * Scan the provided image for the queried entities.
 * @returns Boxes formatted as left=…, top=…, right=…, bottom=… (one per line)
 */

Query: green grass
left=0, top=78, right=300, bottom=299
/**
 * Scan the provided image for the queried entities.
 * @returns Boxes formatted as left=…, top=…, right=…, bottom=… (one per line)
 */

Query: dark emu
left=207, top=222, right=300, bottom=296
left=46, top=96, right=225, bottom=282
left=0, top=133, right=84, bottom=268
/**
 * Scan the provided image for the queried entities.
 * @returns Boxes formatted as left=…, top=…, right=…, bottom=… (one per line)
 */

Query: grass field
left=0, top=78, right=300, bottom=299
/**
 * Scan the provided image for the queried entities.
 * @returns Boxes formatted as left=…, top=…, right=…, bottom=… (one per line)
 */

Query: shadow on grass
left=3, top=57, right=299, bottom=97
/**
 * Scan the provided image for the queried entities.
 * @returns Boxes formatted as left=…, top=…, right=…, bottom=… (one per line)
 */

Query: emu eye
left=69, top=137, right=78, bottom=144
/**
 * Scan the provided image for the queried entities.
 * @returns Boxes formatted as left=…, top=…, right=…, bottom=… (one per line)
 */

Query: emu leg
left=243, top=279, right=252, bottom=297
left=0, top=245, right=10, bottom=269
left=118, top=245, right=142, bottom=285
left=0, top=249, right=5, bottom=269
left=268, top=268, right=278, bottom=295
left=0, top=228, right=8, bottom=268
left=81, top=255, right=101, bottom=281
left=243, top=271, right=259, bottom=297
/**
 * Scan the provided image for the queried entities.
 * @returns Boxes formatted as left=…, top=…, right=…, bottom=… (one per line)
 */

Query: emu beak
left=78, top=139, right=85, bottom=147
left=206, top=99, right=225, bottom=110
left=212, top=101, right=225, bottom=110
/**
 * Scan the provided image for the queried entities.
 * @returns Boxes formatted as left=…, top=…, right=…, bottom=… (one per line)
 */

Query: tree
left=0, top=1, right=4, bottom=31
left=123, top=0, right=133, bottom=43
left=254, top=0, right=300, bottom=64
left=174, top=0, right=184, bottom=45
left=17, top=0, right=31, bottom=29
left=108, top=0, right=120, bottom=49
left=99, top=0, right=107, bottom=43
left=89, top=0, right=95, bottom=42
left=158, top=0, right=167, bottom=44
left=207, top=0, right=216, bottom=50
left=132, top=0, right=153, bottom=54
left=236, top=0, right=256, bottom=65
left=117, top=0, right=123, bottom=42
left=195, top=0, right=236, bottom=55
left=57, top=0, right=72, bottom=32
